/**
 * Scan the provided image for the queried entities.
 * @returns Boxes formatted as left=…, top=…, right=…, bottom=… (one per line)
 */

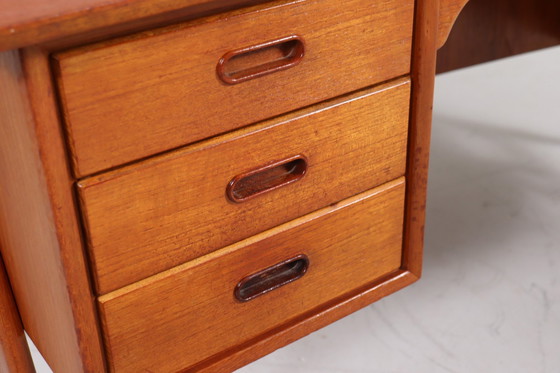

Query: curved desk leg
left=0, top=253, right=35, bottom=373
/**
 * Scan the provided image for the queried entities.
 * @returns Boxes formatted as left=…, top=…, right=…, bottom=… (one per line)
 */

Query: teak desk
left=0, top=1, right=466, bottom=371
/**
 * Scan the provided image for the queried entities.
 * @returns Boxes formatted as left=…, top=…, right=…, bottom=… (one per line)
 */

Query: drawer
left=98, top=178, right=405, bottom=373
left=53, top=0, right=415, bottom=176
left=78, top=79, right=410, bottom=294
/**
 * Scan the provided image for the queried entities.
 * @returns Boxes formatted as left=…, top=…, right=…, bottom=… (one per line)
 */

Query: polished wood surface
left=78, top=79, right=410, bottom=294
left=0, top=0, right=276, bottom=52
left=0, top=49, right=105, bottom=373
left=194, top=271, right=419, bottom=373
left=234, top=254, right=310, bottom=302
left=437, top=0, right=560, bottom=72
left=401, top=0, right=440, bottom=277
left=98, top=179, right=405, bottom=373
left=437, top=0, right=469, bottom=49
left=0, top=254, right=35, bottom=373
left=0, top=0, right=463, bottom=371
left=216, top=34, right=305, bottom=85
left=53, top=0, right=414, bottom=176
left=226, top=155, right=308, bottom=203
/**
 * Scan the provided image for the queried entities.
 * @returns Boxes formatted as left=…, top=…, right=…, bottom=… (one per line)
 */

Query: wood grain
left=98, top=179, right=405, bottom=373
left=226, top=155, right=308, bottom=203
left=0, top=49, right=105, bottom=372
left=0, top=0, right=444, bottom=371
left=0, top=254, right=35, bottom=373
left=437, top=0, right=560, bottom=73
left=53, top=0, right=414, bottom=176
left=196, top=10, right=440, bottom=372
left=401, top=0, right=439, bottom=276
left=437, top=0, right=469, bottom=49
left=192, top=270, right=419, bottom=373
left=0, top=0, right=276, bottom=52
left=79, top=79, right=410, bottom=294
left=216, top=34, right=305, bottom=85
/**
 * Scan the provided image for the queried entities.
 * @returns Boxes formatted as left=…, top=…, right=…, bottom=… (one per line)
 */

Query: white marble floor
left=30, top=46, right=560, bottom=372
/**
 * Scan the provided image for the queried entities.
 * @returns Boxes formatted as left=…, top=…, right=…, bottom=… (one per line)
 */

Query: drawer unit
left=78, top=79, right=410, bottom=293
left=0, top=0, right=468, bottom=372
left=98, top=179, right=405, bottom=373
left=53, top=0, right=415, bottom=176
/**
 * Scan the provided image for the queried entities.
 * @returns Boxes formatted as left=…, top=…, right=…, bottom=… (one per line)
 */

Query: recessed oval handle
left=217, top=35, right=305, bottom=85
left=235, top=254, right=309, bottom=302
left=227, top=155, right=308, bottom=203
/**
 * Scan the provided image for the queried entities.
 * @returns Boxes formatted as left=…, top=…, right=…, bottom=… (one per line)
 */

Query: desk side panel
left=0, top=49, right=105, bottom=373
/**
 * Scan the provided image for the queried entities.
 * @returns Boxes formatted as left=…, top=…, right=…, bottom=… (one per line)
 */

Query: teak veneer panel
left=78, top=79, right=410, bottom=294
left=53, top=0, right=414, bottom=176
left=0, top=49, right=105, bottom=373
left=0, top=0, right=274, bottom=52
left=99, top=179, right=405, bottom=373
left=0, top=0, right=468, bottom=53
left=402, top=0, right=439, bottom=276
left=0, top=0, right=455, bottom=370
left=0, top=254, right=34, bottom=373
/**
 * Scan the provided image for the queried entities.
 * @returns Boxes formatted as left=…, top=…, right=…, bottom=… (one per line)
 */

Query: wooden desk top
left=1, top=0, right=467, bottom=52
left=0, top=0, right=271, bottom=51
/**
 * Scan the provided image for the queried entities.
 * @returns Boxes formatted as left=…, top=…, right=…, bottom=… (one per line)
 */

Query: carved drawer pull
left=227, top=155, right=307, bottom=203
left=235, top=255, right=309, bottom=302
left=217, top=35, right=305, bottom=84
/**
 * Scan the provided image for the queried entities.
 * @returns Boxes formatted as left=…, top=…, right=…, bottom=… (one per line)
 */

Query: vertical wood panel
left=401, top=0, right=439, bottom=276
left=0, top=49, right=105, bottom=372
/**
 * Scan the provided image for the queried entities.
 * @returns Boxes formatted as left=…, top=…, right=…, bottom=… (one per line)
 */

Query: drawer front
left=78, top=79, right=410, bottom=294
left=54, top=0, right=414, bottom=176
left=98, top=179, right=405, bottom=373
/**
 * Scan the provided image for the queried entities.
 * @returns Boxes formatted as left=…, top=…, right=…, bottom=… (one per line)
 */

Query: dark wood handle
left=217, top=35, right=305, bottom=84
left=235, top=255, right=309, bottom=302
left=226, top=155, right=307, bottom=203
